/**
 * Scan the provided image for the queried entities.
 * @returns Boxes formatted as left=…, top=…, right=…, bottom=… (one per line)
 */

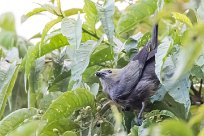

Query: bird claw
left=136, top=117, right=143, bottom=126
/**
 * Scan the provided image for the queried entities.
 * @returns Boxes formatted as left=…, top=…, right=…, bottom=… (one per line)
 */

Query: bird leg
left=136, top=101, right=145, bottom=126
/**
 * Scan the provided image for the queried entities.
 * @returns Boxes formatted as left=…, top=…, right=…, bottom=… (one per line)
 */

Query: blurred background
left=0, top=0, right=84, bottom=39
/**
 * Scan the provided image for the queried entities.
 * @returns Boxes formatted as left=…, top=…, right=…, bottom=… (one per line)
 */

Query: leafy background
left=0, top=0, right=204, bottom=135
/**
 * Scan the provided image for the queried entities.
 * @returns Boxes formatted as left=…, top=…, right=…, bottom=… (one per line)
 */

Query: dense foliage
left=0, top=0, right=204, bottom=135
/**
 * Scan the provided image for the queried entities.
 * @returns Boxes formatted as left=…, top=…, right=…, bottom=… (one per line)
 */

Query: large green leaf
left=149, top=120, right=194, bottom=136
left=7, top=120, right=46, bottom=136
left=155, top=37, right=173, bottom=83
left=42, top=88, right=95, bottom=122
left=96, top=0, right=115, bottom=43
left=83, top=0, right=99, bottom=33
left=61, top=17, right=82, bottom=49
left=173, top=23, right=204, bottom=80
left=155, top=40, right=191, bottom=118
left=117, top=0, right=157, bottom=34
left=0, top=61, right=20, bottom=118
left=69, top=40, right=101, bottom=84
left=0, top=108, right=38, bottom=136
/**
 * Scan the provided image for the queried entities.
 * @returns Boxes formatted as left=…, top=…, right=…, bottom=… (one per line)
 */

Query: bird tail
left=150, top=24, right=158, bottom=50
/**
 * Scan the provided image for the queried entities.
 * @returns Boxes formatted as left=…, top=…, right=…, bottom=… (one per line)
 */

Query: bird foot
left=135, top=117, right=143, bottom=126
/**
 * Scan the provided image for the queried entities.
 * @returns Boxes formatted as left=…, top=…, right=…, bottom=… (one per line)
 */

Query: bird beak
left=95, top=71, right=105, bottom=78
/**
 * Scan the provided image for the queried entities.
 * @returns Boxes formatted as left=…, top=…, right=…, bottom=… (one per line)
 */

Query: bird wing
left=112, top=24, right=158, bottom=100
left=112, top=45, right=149, bottom=100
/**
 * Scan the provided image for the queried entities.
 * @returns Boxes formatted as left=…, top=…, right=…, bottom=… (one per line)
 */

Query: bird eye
left=107, top=70, right=112, bottom=73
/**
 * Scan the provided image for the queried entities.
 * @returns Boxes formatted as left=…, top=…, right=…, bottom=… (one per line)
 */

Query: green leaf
left=42, top=88, right=95, bottom=122
left=40, top=4, right=59, bottom=16
left=23, top=33, right=68, bottom=76
left=173, top=23, right=204, bottom=80
left=149, top=120, right=194, bottom=136
left=0, top=12, right=16, bottom=32
left=167, top=76, right=191, bottom=118
left=96, top=0, right=115, bottom=43
left=63, top=131, right=77, bottom=136
left=83, top=0, right=99, bottom=33
left=7, top=120, right=46, bottom=136
left=128, top=125, right=138, bottom=136
left=191, top=65, right=204, bottom=79
left=172, top=12, right=193, bottom=27
left=156, top=44, right=191, bottom=118
left=41, top=17, right=62, bottom=45
left=117, top=0, right=157, bottom=34
left=155, top=37, right=173, bottom=83
left=90, top=44, right=113, bottom=66
left=39, top=92, right=63, bottom=111
left=27, top=57, right=46, bottom=107
left=21, top=7, right=46, bottom=23
left=153, top=93, right=188, bottom=119
left=197, top=0, right=204, bottom=20
left=0, top=108, right=38, bottom=136
left=0, top=31, right=16, bottom=49
left=198, top=129, right=204, bottom=136
left=90, top=83, right=99, bottom=96
left=40, top=118, right=79, bottom=136
left=68, top=40, right=100, bottom=86
left=64, top=8, right=83, bottom=17
left=188, top=105, right=204, bottom=127
left=0, top=61, right=20, bottom=118
left=61, top=17, right=82, bottom=49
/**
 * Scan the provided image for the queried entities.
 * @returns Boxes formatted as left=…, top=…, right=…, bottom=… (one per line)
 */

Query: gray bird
left=96, top=24, right=160, bottom=125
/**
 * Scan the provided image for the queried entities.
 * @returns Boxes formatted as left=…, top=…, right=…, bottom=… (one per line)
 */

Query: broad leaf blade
left=61, top=17, right=82, bottom=49
left=117, top=0, right=157, bottom=34
left=96, top=0, right=115, bottom=43
left=21, top=7, right=46, bottom=23
left=42, top=88, right=95, bottom=122
left=0, top=108, right=38, bottom=136
left=0, top=61, right=20, bottom=118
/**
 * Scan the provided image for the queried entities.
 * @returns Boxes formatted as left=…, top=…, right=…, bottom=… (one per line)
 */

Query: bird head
left=96, top=68, right=122, bottom=93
